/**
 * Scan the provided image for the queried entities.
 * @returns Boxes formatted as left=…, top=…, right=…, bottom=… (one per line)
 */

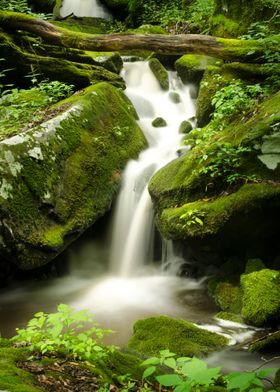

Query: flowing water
left=0, top=61, right=275, bottom=372
left=60, top=0, right=112, bottom=19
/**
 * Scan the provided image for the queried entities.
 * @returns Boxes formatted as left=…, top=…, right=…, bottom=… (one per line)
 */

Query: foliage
left=11, top=304, right=115, bottom=360
left=0, top=0, right=52, bottom=18
left=187, top=0, right=215, bottom=34
left=141, top=349, right=277, bottom=391
left=211, top=79, right=263, bottom=123
left=179, top=208, right=205, bottom=228
left=0, top=79, right=74, bottom=138
left=197, top=143, right=257, bottom=185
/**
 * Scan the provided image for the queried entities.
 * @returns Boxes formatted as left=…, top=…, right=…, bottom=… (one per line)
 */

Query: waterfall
left=60, top=0, right=112, bottom=19
left=110, top=61, right=195, bottom=276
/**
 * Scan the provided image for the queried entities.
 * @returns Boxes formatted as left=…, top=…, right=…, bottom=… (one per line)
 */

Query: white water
left=110, top=62, right=195, bottom=276
left=60, top=0, right=112, bottom=19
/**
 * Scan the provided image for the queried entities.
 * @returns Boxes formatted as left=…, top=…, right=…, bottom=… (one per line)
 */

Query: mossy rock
left=215, top=312, right=244, bottom=324
left=0, top=83, right=146, bottom=270
left=175, top=54, right=219, bottom=84
left=152, top=117, right=167, bottom=127
left=148, top=58, right=169, bottom=91
left=134, top=24, right=167, bottom=34
left=244, top=258, right=266, bottom=274
left=241, top=269, right=280, bottom=326
left=148, top=90, right=280, bottom=263
left=212, top=282, right=243, bottom=314
left=128, top=315, right=229, bottom=357
left=179, top=120, right=192, bottom=134
left=249, top=330, right=280, bottom=353
left=169, top=91, right=181, bottom=104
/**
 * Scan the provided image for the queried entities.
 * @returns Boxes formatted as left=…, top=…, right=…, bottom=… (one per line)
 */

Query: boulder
left=148, top=58, right=169, bottom=91
left=0, top=82, right=146, bottom=270
left=241, top=269, right=280, bottom=326
left=128, top=315, right=229, bottom=357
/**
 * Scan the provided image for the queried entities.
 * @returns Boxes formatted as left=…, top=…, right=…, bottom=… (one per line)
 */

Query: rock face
left=0, top=82, right=146, bottom=270
left=128, top=315, right=229, bottom=357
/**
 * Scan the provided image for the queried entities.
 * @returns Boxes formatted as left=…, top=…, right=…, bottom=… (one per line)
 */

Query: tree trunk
left=0, top=10, right=279, bottom=63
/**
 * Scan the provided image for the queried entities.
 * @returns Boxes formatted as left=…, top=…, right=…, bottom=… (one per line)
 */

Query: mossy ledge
left=0, top=82, right=146, bottom=270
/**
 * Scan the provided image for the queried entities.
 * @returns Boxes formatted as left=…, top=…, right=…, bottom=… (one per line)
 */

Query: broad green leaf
left=156, top=374, right=182, bottom=386
left=177, top=357, right=191, bottom=363
left=159, top=349, right=176, bottom=358
left=181, top=358, right=220, bottom=385
left=142, top=366, right=156, bottom=379
left=164, top=357, right=177, bottom=369
left=141, top=357, right=160, bottom=366
left=226, top=372, right=258, bottom=391
left=256, top=368, right=276, bottom=378
left=174, top=380, right=193, bottom=392
left=249, top=388, right=263, bottom=392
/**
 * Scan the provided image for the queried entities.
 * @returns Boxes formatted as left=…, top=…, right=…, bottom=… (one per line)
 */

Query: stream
left=1, top=0, right=279, bottom=373
left=0, top=59, right=273, bottom=372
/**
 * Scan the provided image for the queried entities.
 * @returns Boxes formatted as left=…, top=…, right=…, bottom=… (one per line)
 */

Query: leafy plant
left=211, top=80, right=263, bottom=123
left=141, top=350, right=277, bottom=391
left=0, top=0, right=52, bottom=19
left=187, top=0, right=215, bottom=34
left=197, top=143, right=256, bottom=185
left=37, top=80, right=74, bottom=102
left=179, top=209, right=205, bottom=228
left=11, top=304, right=115, bottom=360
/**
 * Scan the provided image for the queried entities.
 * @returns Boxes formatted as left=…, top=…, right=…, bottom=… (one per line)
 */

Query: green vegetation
left=0, top=80, right=74, bottom=139
left=12, top=304, right=115, bottom=360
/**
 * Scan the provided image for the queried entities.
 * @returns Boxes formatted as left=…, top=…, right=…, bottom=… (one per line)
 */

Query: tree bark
left=0, top=10, right=279, bottom=63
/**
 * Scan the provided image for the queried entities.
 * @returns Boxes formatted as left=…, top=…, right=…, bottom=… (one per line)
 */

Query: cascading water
left=60, top=0, right=112, bottom=19
left=110, top=61, right=195, bottom=276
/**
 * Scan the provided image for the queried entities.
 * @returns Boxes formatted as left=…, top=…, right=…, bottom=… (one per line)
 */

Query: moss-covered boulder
left=212, top=282, right=243, bottom=314
left=244, top=258, right=266, bottom=274
left=215, top=312, right=244, bottom=324
left=149, top=90, right=280, bottom=266
left=179, top=120, right=193, bottom=134
left=152, top=117, right=167, bottom=127
left=175, top=54, right=219, bottom=85
left=148, top=58, right=169, bottom=91
left=249, top=330, right=280, bottom=353
left=241, top=269, right=280, bottom=327
left=128, top=315, right=229, bottom=357
left=0, top=82, right=146, bottom=270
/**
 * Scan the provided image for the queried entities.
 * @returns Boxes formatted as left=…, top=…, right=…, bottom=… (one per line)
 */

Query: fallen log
left=0, top=10, right=279, bottom=63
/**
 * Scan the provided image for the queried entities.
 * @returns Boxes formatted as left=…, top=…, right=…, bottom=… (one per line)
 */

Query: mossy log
left=0, top=10, right=279, bottom=63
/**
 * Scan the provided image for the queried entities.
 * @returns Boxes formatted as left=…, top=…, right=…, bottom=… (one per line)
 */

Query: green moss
left=213, top=282, right=242, bottom=314
left=175, top=55, right=220, bottom=84
left=244, top=258, right=266, bottom=274
left=210, top=15, right=243, bottom=38
left=215, top=312, right=244, bottom=323
left=133, top=24, right=167, bottom=34
left=241, top=269, right=280, bottom=326
left=0, top=347, right=41, bottom=392
left=155, top=184, right=280, bottom=239
left=0, top=82, right=146, bottom=269
left=128, top=315, right=228, bottom=357
left=179, top=120, right=192, bottom=134
left=249, top=330, right=280, bottom=352
left=148, top=58, right=169, bottom=91
left=152, top=117, right=167, bottom=127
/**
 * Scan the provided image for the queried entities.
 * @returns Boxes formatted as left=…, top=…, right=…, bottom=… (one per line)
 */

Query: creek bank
left=0, top=82, right=146, bottom=271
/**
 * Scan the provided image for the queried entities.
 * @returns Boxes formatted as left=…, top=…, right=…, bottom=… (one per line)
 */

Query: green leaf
left=156, top=374, right=182, bottom=386
left=195, top=217, right=204, bottom=226
left=142, top=366, right=156, bottom=379
left=226, top=372, right=258, bottom=391
left=181, top=358, right=220, bottom=386
left=141, top=357, right=160, bottom=366
left=164, top=357, right=177, bottom=369
left=174, top=380, right=193, bottom=392
left=256, top=368, right=276, bottom=378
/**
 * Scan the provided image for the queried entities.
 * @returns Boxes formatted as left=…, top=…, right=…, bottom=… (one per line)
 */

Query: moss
left=241, top=269, right=280, bottom=326
left=210, top=15, right=243, bottom=38
left=175, top=54, right=220, bottom=84
left=244, top=258, right=266, bottom=274
left=0, top=347, right=41, bottom=392
left=152, top=117, right=167, bottom=127
left=155, top=184, right=280, bottom=240
left=0, top=82, right=146, bottom=269
left=249, top=330, right=280, bottom=352
left=128, top=315, right=228, bottom=357
left=215, top=312, right=244, bottom=323
left=133, top=24, right=167, bottom=35
left=179, top=120, right=192, bottom=134
left=213, top=282, right=242, bottom=314
left=148, top=58, right=169, bottom=91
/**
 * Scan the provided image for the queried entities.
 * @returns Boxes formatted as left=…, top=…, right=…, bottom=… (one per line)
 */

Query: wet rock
left=152, top=117, right=167, bottom=128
